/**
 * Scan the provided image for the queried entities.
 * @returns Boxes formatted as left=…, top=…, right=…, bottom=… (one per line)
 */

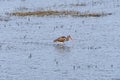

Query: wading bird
left=53, top=35, right=72, bottom=43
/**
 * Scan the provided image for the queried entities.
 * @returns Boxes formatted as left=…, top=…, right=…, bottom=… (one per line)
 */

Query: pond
left=0, top=0, right=120, bottom=80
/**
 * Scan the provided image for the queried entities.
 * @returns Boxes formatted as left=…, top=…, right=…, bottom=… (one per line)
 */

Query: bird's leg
left=58, top=42, right=64, bottom=47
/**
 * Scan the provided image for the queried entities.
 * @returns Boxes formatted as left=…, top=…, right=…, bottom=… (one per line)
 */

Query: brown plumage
left=54, top=35, right=72, bottom=43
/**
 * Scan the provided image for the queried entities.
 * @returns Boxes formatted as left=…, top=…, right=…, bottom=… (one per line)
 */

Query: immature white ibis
left=53, top=35, right=72, bottom=43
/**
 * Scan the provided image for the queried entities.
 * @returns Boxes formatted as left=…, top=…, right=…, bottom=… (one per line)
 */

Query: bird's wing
left=59, top=36, right=66, bottom=38
left=53, top=36, right=66, bottom=42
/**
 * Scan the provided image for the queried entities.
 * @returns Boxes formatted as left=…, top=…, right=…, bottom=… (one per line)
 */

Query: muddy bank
left=10, top=10, right=112, bottom=17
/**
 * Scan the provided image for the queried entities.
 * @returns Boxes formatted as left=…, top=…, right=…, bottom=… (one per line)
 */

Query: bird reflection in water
left=53, top=35, right=73, bottom=53
left=53, top=44, right=71, bottom=53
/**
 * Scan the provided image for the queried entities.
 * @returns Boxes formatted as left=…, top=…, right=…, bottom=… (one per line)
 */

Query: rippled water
left=0, top=0, right=120, bottom=80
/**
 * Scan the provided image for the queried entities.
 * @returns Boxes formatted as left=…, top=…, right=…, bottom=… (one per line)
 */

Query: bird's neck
left=66, top=37, right=69, bottom=41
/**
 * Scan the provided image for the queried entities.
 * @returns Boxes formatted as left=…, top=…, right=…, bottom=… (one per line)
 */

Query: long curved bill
left=70, top=37, right=72, bottom=40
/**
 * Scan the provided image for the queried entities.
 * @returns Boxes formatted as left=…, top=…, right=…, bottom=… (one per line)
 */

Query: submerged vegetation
left=10, top=10, right=112, bottom=17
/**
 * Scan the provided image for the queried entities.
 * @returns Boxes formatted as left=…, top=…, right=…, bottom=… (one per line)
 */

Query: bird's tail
left=53, top=39, right=57, bottom=42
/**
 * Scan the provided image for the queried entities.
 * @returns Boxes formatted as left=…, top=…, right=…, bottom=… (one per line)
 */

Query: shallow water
left=0, top=0, right=120, bottom=80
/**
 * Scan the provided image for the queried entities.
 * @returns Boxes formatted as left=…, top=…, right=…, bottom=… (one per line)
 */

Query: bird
left=53, top=35, right=72, bottom=43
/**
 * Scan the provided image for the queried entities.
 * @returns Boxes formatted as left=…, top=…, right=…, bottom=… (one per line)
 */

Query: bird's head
left=66, top=35, right=72, bottom=41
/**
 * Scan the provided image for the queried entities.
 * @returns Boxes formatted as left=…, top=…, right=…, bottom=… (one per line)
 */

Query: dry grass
left=10, top=10, right=112, bottom=17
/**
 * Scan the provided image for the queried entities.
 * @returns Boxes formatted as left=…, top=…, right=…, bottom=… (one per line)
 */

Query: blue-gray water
left=0, top=0, right=120, bottom=80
